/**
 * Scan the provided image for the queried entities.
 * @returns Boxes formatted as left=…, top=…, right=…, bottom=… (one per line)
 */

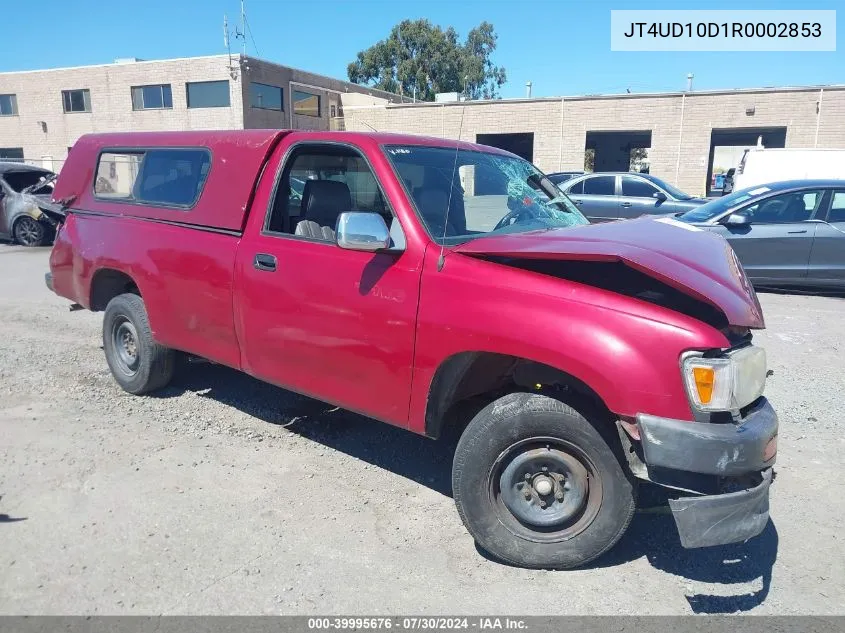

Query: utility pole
left=240, top=0, right=247, bottom=55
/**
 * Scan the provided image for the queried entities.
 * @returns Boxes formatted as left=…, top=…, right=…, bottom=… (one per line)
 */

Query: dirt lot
left=1, top=243, right=844, bottom=615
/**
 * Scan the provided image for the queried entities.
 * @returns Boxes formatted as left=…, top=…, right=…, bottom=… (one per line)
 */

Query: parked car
left=676, top=179, right=845, bottom=289
left=47, top=130, right=776, bottom=569
left=0, top=162, right=60, bottom=246
left=560, top=172, right=707, bottom=222
left=547, top=171, right=585, bottom=186
left=734, top=148, right=845, bottom=191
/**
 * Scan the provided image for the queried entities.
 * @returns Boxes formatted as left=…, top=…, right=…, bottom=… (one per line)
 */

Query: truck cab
left=47, top=130, right=777, bottom=569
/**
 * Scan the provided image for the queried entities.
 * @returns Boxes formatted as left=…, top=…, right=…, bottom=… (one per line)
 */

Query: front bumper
left=669, top=468, right=772, bottom=548
left=634, top=398, right=778, bottom=548
left=637, top=398, right=778, bottom=476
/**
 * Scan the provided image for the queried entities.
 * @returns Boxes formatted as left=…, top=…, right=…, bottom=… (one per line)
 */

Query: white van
left=733, top=148, right=845, bottom=191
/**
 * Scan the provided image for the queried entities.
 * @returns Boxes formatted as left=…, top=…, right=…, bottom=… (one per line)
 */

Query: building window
left=131, top=84, right=173, bottom=110
left=62, top=89, right=92, bottom=113
left=0, top=94, right=18, bottom=116
left=250, top=82, right=283, bottom=111
left=94, top=148, right=212, bottom=208
left=0, top=147, right=24, bottom=161
left=293, top=90, right=321, bottom=117
left=186, top=80, right=230, bottom=108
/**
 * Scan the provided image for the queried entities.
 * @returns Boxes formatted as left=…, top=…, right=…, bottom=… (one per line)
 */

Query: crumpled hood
left=454, top=216, right=765, bottom=328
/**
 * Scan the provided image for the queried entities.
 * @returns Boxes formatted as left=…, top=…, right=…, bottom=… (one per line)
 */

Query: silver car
left=0, top=162, right=58, bottom=246
left=676, top=179, right=845, bottom=290
left=561, top=172, right=707, bottom=223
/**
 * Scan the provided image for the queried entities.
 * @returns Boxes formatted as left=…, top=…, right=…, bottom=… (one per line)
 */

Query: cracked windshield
left=385, top=145, right=588, bottom=243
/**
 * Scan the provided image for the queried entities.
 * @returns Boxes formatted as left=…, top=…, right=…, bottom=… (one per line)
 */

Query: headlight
left=682, top=346, right=767, bottom=412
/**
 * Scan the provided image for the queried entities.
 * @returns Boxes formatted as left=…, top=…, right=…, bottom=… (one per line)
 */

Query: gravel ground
left=1, top=244, right=844, bottom=615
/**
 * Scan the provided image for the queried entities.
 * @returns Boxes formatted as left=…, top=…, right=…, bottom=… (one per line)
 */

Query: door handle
left=621, top=202, right=632, bottom=208
left=572, top=199, right=583, bottom=205
left=253, top=253, right=277, bottom=272
left=787, top=230, right=807, bottom=234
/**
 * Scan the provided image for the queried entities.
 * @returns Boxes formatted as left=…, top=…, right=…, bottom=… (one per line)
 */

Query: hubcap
left=15, top=217, right=42, bottom=246
left=112, top=319, right=140, bottom=375
left=490, top=437, right=603, bottom=542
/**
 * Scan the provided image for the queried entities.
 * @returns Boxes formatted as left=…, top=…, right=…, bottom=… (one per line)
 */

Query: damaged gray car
left=0, top=162, right=62, bottom=247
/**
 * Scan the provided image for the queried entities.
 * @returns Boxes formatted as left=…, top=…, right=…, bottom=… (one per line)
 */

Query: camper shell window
left=94, top=148, right=212, bottom=209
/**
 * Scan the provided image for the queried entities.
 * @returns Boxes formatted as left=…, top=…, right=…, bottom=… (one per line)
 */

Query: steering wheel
left=493, top=207, right=533, bottom=231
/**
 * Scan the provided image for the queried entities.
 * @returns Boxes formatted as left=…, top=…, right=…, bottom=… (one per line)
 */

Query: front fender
left=407, top=249, right=729, bottom=433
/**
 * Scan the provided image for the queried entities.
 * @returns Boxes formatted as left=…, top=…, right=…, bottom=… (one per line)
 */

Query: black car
left=676, top=179, right=845, bottom=289
left=560, top=172, right=707, bottom=222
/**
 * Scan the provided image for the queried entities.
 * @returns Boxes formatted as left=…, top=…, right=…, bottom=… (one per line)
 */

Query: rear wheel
left=452, top=392, right=635, bottom=569
left=103, top=293, right=175, bottom=394
left=13, top=216, right=46, bottom=247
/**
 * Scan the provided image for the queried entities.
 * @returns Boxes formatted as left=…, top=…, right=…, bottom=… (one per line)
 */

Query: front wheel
left=13, top=216, right=46, bottom=247
left=452, top=393, right=636, bottom=569
left=102, top=293, right=175, bottom=394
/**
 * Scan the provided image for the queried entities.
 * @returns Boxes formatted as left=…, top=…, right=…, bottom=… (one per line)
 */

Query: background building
left=343, top=85, right=845, bottom=196
left=0, top=54, right=404, bottom=173
left=2, top=54, right=843, bottom=196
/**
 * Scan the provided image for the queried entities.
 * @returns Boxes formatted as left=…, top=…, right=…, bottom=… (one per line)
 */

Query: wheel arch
left=425, top=351, right=615, bottom=440
left=89, top=267, right=142, bottom=311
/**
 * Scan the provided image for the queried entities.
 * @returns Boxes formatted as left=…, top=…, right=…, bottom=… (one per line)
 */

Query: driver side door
left=235, top=140, right=422, bottom=426
left=709, top=189, right=825, bottom=283
left=619, top=175, right=668, bottom=219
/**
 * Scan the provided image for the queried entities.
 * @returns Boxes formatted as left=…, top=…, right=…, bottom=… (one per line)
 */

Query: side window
left=742, top=190, right=822, bottom=224
left=828, top=191, right=845, bottom=223
left=566, top=179, right=584, bottom=195
left=621, top=175, right=659, bottom=198
left=94, top=149, right=211, bottom=207
left=583, top=175, right=615, bottom=196
left=267, top=145, right=391, bottom=240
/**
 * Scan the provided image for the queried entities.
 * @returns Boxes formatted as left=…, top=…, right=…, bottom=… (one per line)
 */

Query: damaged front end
left=454, top=217, right=776, bottom=549
left=620, top=396, right=777, bottom=549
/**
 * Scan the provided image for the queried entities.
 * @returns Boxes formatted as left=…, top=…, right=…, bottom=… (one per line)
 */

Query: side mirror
left=653, top=191, right=667, bottom=202
left=336, top=212, right=391, bottom=252
left=724, top=212, right=751, bottom=227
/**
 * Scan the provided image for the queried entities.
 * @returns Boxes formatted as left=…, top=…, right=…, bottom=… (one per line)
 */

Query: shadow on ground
left=0, top=495, right=27, bottom=524
left=591, top=506, right=778, bottom=614
left=156, top=361, right=777, bottom=613
left=756, top=287, right=845, bottom=299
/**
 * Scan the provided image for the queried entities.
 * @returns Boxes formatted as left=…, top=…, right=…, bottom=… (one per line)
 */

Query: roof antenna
left=437, top=106, right=466, bottom=272
left=359, top=119, right=379, bottom=132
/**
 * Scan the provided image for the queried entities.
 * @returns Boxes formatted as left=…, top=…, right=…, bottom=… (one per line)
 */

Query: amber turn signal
left=692, top=366, right=716, bottom=404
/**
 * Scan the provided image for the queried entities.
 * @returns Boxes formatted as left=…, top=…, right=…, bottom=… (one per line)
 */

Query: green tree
left=347, top=19, right=507, bottom=101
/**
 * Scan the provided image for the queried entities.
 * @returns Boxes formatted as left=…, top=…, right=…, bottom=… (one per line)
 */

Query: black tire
left=13, top=216, right=46, bottom=247
left=452, top=392, right=636, bottom=569
left=102, top=293, right=175, bottom=394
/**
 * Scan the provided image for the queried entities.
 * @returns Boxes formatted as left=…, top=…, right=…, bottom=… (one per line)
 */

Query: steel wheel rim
left=489, top=436, right=603, bottom=543
left=15, top=217, right=42, bottom=246
left=112, top=318, right=140, bottom=375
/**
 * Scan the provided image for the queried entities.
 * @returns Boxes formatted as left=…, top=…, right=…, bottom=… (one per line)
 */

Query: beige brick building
left=2, top=54, right=842, bottom=197
left=0, top=54, right=403, bottom=173
left=344, top=85, right=845, bottom=196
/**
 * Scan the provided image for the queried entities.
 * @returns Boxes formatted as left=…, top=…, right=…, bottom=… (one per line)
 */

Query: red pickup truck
left=46, top=130, right=777, bottom=569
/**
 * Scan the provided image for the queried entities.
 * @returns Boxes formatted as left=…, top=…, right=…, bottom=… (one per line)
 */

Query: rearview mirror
left=336, top=212, right=391, bottom=252
left=653, top=191, right=667, bottom=202
left=725, top=212, right=751, bottom=227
